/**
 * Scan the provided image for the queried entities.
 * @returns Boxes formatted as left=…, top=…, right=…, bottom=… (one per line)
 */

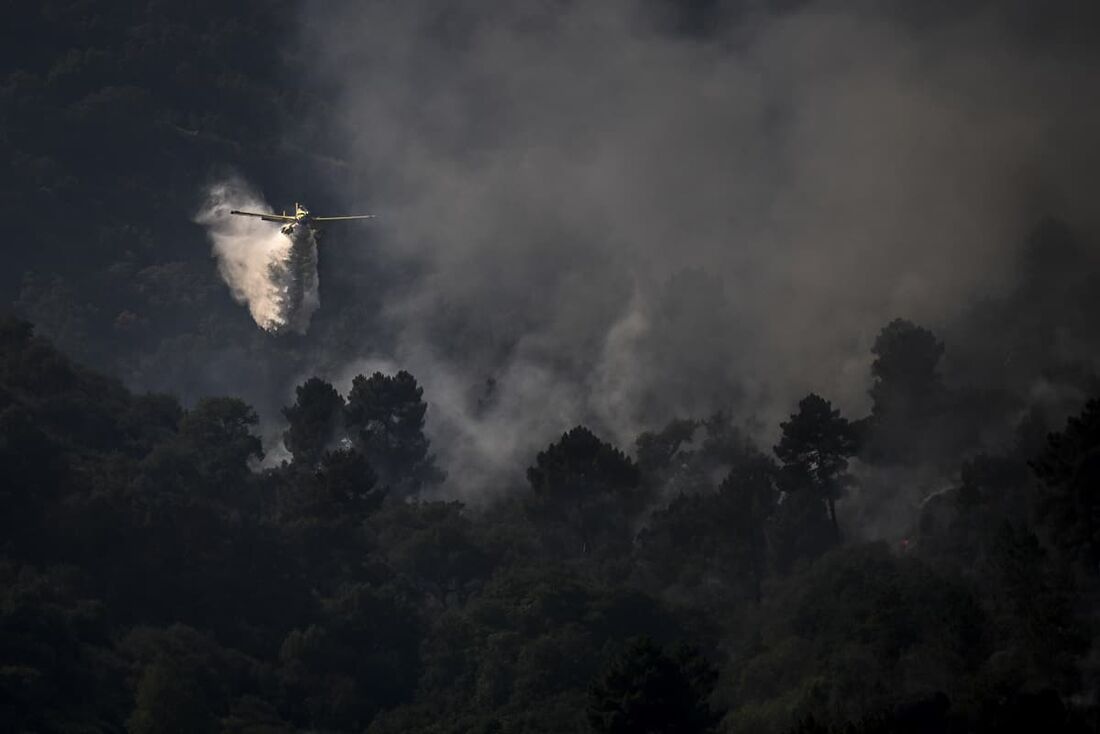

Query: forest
left=3, top=308, right=1100, bottom=732
left=4, top=1, right=1100, bottom=732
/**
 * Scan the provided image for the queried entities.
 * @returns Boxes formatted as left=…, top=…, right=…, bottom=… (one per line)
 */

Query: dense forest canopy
left=4, top=0, right=1100, bottom=732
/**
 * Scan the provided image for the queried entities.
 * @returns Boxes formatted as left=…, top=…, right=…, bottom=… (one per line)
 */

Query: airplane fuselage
left=283, top=203, right=311, bottom=234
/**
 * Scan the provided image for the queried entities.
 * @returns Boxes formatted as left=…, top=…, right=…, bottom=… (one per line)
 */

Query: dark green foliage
left=278, top=584, right=422, bottom=730
left=385, top=563, right=685, bottom=733
left=781, top=692, right=952, bottom=734
left=870, top=320, right=946, bottom=416
left=316, top=448, right=384, bottom=519
left=282, top=377, right=345, bottom=467
left=636, top=413, right=766, bottom=499
left=635, top=449, right=778, bottom=606
left=587, top=637, right=720, bottom=734
left=277, top=448, right=383, bottom=527
left=177, top=396, right=264, bottom=494
left=768, top=484, right=837, bottom=574
left=720, top=455, right=780, bottom=601
left=862, top=320, right=1020, bottom=469
left=127, top=661, right=218, bottom=734
left=775, top=394, right=858, bottom=543
left=984, top=526, right=1086, bottom=691
left=528, top=426, right=643, bottom=558
left=974, top=688, right=1090, bottom=734
left=1032, top=399, right=1100, bottom=575
left=725, top=545, right=986, bottom=732
left=370, top=500, right=492, bottom=606
left=3, top=0, right=1098, bottom=730
left=346, top=370, right=443, bottom=494
left=529, top=426, right=642, bottom=500
left=916, top=454, right=1037, bottom=571
left=0, top=562, right=129, bottom=731
left=0, top=314, right=1098, bottom=733
left=864, top=320, right=947, bottom=465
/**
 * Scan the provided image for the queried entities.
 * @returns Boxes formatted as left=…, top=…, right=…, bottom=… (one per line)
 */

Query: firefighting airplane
left=229, top=202, right=375, bottom=235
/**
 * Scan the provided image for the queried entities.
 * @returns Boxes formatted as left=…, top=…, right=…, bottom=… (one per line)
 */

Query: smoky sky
left=279, top=0, right=1100, bottom=500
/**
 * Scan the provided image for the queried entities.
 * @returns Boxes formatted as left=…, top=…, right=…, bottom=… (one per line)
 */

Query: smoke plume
left=282, top=1, right=1100, bottom=502
left=196, top=180, right=320, bottom=335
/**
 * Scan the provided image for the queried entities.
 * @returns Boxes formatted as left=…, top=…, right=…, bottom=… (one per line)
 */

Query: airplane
left=229, top=202, right=375, bottom=235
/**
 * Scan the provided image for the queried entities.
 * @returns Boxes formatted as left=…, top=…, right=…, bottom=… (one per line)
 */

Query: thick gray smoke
left=292, top=1, right=1100, bottom=501
left=196, top=180, right=320, bottom=335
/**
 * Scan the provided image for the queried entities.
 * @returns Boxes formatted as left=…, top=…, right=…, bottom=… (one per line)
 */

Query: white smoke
left=195, top=180, right=320, bottom=334
left=290, top=1, right=1100, bottom=502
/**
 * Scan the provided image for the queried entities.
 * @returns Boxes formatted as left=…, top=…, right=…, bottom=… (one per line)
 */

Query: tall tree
left=869, top=319, right=945, bottom=416
left=528, top=426, right=642, bottom=558
left=345, top=371, right=442, bottom=494
left=775, top=394, right=857, bottom=542
left=282, top=377, right=345, bottom=467
left=865, top=319, right=946, bottom=464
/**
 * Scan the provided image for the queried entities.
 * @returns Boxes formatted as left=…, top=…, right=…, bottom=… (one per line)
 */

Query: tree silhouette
left=282, top=377, right=345, bottom=467
left=528, top=426, right=641, bottom=558
left=345, top=371, right=442, bottom=494
left=1032, top=399, right=1100, bottom=577
left=865, top=319, right=946, bottom=464
left=775, top=394, right=857, bottom=542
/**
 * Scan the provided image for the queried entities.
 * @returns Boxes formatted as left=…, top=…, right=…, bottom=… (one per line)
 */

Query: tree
left=725, top=545, right=985, bottom=732
left=282, top=377, right=345, bottom=467
left=718, top=454, right=779, bottom=603
left=121, top=625, right=242, bottom=734
left=869, top=320, right=945, bottom=416
left=1031, top=398, right=1100, bottom=577
left=278, top=448, right=383, bottom=527
left=775, top=394, right=857, bottom=542
left=316, top=448, right=384, bottom=519
left=986, top=525, right=1086, bottom=692
left=527, top=426, right=642, bottom=558
left=0, top=404, right=64, bottom=541
left=345, top=371, right=442, bottom=494
left=587, top=637, right=720, bottom=734
left=635, top=494, right=727, bottom=601
left=633, top=414, right=761, bottom=499
left=278, top=584, right=422, bottom=731
left=865, top=319, right=946, bottom=464
left=177, top=397, right=263, bottom=492
left=370, top=500, right=491, bottom=608
left=635, top=450, right=778, bottom=606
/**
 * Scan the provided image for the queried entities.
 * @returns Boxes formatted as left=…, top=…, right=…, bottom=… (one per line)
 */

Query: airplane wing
left=230, top=210, right=296, bottom=223
left=313, top=214, right=377, bottom=222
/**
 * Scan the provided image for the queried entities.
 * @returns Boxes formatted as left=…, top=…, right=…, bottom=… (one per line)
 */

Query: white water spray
left=196, top=180, right=320, bottom=334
